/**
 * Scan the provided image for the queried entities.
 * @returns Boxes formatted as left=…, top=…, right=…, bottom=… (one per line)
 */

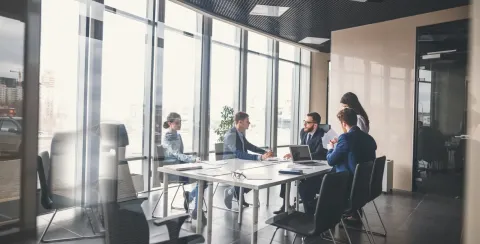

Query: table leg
left=295, top=180, right=300, bottom=211
left=238, top=187, right=244, bottom=224
left=197, top=180, right=205, bottom=234
left=207, top=182, right=213, bottom=244
left=251, top=189, right=259, bottom=244
left=284, top=182, right=291, bottom=237
left=266, top=187, right=270, bottom=206
left=162, top=174, right=169, bottom=217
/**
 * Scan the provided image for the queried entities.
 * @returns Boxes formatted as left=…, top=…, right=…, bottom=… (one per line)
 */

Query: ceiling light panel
left=250, top=5, right=290, bottom=17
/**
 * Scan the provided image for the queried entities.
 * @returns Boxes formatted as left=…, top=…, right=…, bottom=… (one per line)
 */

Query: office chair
left=37, top=151, right=104, bottom=243
left=265, top=171, right=352, bottom=244
left=100, top=182, right=204, bottom=244
left=340, top=157, right=388, bottom=238
left=343, top=161, right=376, bottom=244
left=368, top=156, right=387, bottom=237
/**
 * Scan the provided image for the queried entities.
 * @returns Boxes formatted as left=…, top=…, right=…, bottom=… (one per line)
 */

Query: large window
left=246, top=53, right=269, bottom=147
left=100, top=11, right=150, bottom=174
left=277, top=61, right=297, bottom=145
left=37, top=0, right=313, bottom=198
left=209, top=20, right=240, bottom=151
left=160, top=1, right=202, bottom=153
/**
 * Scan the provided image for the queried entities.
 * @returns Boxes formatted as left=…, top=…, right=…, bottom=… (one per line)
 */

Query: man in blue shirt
left=299, top=108, right=376, bottom=215
left=223, top=112, right=273, bottom=209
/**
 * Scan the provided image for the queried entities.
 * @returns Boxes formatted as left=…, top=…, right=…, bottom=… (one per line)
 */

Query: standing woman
left=162, top=112, right=206, bottom=222
left=340, top=92, right=370, bottom=133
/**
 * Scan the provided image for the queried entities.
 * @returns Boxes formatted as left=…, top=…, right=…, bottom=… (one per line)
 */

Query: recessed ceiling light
left=299, top=37, right=330, bottom=45
left=250, top=5, right=290, bottom=17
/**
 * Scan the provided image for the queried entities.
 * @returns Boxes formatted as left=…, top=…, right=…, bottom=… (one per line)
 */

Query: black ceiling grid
left=173, top=0, right=469, bottom=52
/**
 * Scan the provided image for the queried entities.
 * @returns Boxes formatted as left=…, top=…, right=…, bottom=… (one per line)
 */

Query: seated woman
left=161, top=112, right=205, bottom=222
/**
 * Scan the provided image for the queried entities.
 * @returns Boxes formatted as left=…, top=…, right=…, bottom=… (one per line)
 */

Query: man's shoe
left=191, top=208, right=207, bottom=224
left=241, top=201, right=250, bottom=208
left=224, top=188, right=234, bottom=209
left=183, top=191, right=191, bottom=212
left=273, top=205, right=285, bottom=214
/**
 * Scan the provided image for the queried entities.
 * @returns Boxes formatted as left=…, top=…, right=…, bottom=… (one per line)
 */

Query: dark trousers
left=298, top=175, right=325, bottom=215
left=234, top=186, right=251, bottom=200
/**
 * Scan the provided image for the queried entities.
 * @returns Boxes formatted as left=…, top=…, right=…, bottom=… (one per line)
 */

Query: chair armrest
left=153, top=213, right=190, bottom=241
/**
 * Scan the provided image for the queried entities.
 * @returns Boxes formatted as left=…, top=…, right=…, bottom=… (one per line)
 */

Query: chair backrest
left=349, top=161, right=374, bottom=211
left=155, top=145, right=166, bottom=185
left=49, top=132, right=79, bottom=204
left=318, top=124, right=331, bottom=133
left=312, top=171, right=350, bottom=234
left=37, top=153, right=53, bottom=210
left=215, top=142, right=224, bottom=161
left=370, top=156, right=386, bottom=201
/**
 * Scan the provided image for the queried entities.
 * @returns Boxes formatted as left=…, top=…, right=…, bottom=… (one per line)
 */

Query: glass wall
left=209, top=20, right=240, bottom=151
left=38, top=0, right=311, bottom=201
left=0, top=6, right=25, bottom=227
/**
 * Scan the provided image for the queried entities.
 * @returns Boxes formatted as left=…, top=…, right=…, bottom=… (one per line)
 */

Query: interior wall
left=310, top=52, right=330, bottom=123
left=329, top=6, right=469, bottom=191
left=464, top=0, right=480, bottom=242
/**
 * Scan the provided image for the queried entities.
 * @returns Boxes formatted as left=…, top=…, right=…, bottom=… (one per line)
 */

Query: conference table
left=157, top=158, right=332, bottom=244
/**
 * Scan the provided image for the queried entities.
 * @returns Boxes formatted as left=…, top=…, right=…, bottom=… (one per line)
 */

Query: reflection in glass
left=101, top=12, right=148, bottom=174
left=0, top=11, right=24, bottom=224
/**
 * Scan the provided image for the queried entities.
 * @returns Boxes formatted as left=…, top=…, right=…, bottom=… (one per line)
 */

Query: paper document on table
left=287, top=164, right=313, bottom=169
left=196, top=168, right=231, bottom=176
left=202, top=160, right=228, bottom=166
left=245, top=174, right=272, bottom=180
left=322, top=129, right=339, bottom=149
left=164, top=163, right=203, bottom=171
left=117, top=164, right=137, bottom=202
left=265, top=157, right=290, bottom=162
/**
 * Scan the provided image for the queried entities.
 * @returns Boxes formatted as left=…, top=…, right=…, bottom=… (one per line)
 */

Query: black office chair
left=344, top=161, right=376, bottom=244
left=368, top=156, right=387, bottom=237
left=100, top=180, right=204, bottom=244
left=265, top=171, right=351, bottom=244
left=37, top=151, right=104, bottom=243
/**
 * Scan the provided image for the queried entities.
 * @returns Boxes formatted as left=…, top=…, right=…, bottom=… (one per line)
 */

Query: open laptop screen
left=289, top=145, right=312, bottom=161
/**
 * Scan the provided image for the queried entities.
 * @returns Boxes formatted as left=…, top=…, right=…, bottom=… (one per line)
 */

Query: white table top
left=157, top=158, right=332, bottom=190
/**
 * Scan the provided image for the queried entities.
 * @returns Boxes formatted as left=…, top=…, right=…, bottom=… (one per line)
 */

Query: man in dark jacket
left=274, top=112, right=328, bottom=214
left=223, top=112, right=273, bottom=209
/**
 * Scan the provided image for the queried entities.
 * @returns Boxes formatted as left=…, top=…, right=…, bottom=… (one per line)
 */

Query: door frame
left=412, top=19, right=470, bottom=192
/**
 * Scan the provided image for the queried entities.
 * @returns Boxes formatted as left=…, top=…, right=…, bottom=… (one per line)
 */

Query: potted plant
left=214, top=106, right=234, bottom=142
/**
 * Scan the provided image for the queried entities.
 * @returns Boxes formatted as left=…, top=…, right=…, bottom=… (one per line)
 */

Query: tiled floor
left=34, top=185, right=463, bottom=244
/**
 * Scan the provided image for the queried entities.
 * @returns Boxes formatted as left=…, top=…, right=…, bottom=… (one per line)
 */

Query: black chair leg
left=329, top=229, right=337, bottom=244
left=170, top=184, right=183, bottom=210
left=152, top=191, right=164, bottom=218
left=270, top=227, right=280, bottom=244
left=40, top=209, right=103, bottom=243
left=340, top=218, right=353, bottom=244
left=362, top=208, right=376, bottom=244
left=357, top=210, right=375, bottom=244
left=373, top=200, right=387, bottom=236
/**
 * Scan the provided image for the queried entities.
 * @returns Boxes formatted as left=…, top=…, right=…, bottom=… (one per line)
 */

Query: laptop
left=289, top=145, right=326, bottom=165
